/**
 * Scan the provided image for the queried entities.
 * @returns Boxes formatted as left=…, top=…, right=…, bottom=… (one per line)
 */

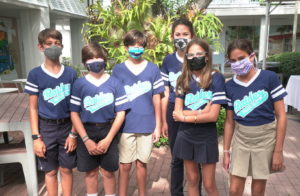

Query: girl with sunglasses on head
left=172, top=39, right=227, bottom=196
left=223, top=39, right=287, bottom=196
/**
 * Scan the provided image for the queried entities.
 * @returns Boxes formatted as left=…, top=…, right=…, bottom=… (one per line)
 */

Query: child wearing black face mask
left=70, top=42, right=131, bottom=196
left=172, top=39, right=227, bottom=196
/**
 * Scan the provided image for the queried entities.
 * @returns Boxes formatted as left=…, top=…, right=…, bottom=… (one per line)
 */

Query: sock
left=86, top=193, right=98, bottom=196
left=105, top=194, right=116, bottom=196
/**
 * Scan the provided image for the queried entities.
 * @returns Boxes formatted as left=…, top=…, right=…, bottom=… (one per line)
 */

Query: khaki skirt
left=230, top=121, right=276, bottom=179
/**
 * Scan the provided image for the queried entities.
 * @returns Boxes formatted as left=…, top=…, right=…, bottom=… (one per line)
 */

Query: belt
left=39, top=116, right=71, bottom=124
left=84, top=121, right=112, bottom=127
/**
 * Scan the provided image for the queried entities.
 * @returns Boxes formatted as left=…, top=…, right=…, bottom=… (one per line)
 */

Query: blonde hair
left=176, top=39, right=215, bottom=94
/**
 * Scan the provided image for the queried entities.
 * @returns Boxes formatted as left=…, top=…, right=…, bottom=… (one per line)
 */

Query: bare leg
left=59, top=167, right=73, bottom=196
left=118, top=163, right=132, bottom=196
left=184, top=160, right=199, bottom=196
left=85, top=168, right=99, bottom=194
left=101, top=168, right=116, bottom=195
left=201, top=163, right=219, bottom=196
left=136, top=160, right=147, bottom=196
left=45, top=169, right=58, bottom=196
left=229, top=175, right=246, bottom=196
left=251, top=179, right=267, bottom=196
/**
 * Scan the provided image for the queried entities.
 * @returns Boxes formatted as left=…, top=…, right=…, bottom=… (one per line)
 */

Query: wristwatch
left=32, top=134, right=41, bottom=140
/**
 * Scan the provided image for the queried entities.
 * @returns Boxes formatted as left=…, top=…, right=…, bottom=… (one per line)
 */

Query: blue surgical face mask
left=86, top=61, right=106, bottom=73
left=128, top=47, right=144, bottom=59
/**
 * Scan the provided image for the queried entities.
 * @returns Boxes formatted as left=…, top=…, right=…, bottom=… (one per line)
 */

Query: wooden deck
left=1, top=113, right=300, bottom=196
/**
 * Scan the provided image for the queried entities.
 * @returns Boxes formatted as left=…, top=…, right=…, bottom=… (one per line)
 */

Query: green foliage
left=69, top=65, right=84, bottom=77
left=84, top=0, right=154, bottom=69
left=267, top=52, right=300, bottom=76
left=153, top=136, right=169, bottom=148
left=155, top=0, right=195, bottom=16
left=190, top=11, right=223, bottom=52
left=61, top=57, right=71, bottom=67
left=216, top=107, right=226, bottom=136
left=83, top=0, right=223, bottom=68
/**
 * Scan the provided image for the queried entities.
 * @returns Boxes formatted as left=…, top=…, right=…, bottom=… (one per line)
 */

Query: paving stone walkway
left=1, top=114, right=300, bottom=195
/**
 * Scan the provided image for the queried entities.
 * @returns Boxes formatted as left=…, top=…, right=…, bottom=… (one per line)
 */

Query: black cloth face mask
left=174, top=38, right=189, bottom=50
left=187, top=56, right=206, bottom=71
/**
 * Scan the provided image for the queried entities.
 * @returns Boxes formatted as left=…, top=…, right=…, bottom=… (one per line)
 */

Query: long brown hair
left=176, top=39, right=214, bottom=94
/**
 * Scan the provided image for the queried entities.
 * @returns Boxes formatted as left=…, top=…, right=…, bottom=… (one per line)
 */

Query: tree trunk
left=195, top=0, right=213, bottom=9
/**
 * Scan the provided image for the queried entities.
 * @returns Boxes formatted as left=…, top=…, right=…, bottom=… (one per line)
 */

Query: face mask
left=187, top=56, right=206, bottom=71
left=174, top=38, right=190, bottom=50
left=86, top=61, right=106, bottom=73
left=128, top=47, right=144, bottom=59
left=230, top=57, right=253, bottom=76
left=44, top=45, right=62, bottom=60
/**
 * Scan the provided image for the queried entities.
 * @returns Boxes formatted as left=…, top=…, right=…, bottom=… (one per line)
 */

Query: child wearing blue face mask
left=223, top=39, right=287, bottom=196
left=112, top=30, right=164, bottom=196
left=25, top=29, right=77, bottom=196
left=70, top=42, right=131, bottom=196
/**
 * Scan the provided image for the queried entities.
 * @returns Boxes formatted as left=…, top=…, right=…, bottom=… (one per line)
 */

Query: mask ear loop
left=249, top=52, right=257, bottom=68
left=253, top=56, right=258, bottom=68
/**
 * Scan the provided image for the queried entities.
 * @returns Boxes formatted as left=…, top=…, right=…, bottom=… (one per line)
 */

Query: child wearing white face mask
left=224, top=39, right=287, bottom=196
left=70, top=42, right=131, bottom=196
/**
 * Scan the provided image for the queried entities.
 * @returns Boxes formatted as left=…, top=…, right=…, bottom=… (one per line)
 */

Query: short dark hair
left=227, top=39, right=254, bottom=59
left=81, top=42, right=108, bottom=64
left=171, top=18, right=195, bottom=38
left=123, top=30, right=147, bottom=48
left=38, top=28, right=62, bottom=45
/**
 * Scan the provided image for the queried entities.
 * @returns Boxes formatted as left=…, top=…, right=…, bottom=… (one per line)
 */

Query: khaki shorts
left=230, top=121, right=276, bottom=179
left=118, top=133, right=153, bottom=163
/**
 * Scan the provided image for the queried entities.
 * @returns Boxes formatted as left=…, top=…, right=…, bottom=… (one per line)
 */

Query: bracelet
left=194, top=115, right=197, bottom=124
left=69, top=133, right=77, bottom=138
left=69, top=132, right=78, bottom=138
left=70, top=131, right=78, bottom=136
left=82, top=135, right=89, bottom=143
left=223, top=150, right=230, bottom=153
left=83, top=137, right=90, bottom=143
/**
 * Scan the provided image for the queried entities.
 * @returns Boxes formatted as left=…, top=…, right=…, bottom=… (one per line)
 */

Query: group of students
left=24, top=17, right=287, bottom=196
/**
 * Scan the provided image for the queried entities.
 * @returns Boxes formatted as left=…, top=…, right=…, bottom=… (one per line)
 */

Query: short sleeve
left=70, top=80, right=82, bottom=112
left=25, top=70, right=39, bottom=95
left=175, top=86, right=185, bottom=100
left=160, top=57, right=170, bottom=86
left=114, top=80, right=131, bottom=112
left=152, top=66, right=165, bottom=95
left=211, top=73, right=227, bottom=105
left=269, top=72, right=287, bottom=102
left=111, top=65, right=119, bottom=79
left=71, top=69, right=78, bottom=83
left=225, top=84, right=233, bottom=110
